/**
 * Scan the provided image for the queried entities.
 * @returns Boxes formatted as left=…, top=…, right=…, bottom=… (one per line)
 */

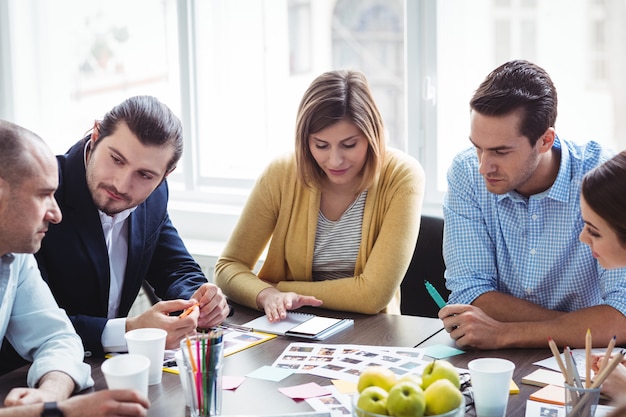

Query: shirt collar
left=498, top=136, right=570, bottom=203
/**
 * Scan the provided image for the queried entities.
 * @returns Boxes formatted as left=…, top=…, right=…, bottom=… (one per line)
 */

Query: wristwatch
left=41, top=402, right=64, bottom=417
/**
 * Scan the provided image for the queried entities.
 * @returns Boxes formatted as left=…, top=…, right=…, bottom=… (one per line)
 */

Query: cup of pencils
left=564, top=382, right=601, bottom=417
left=179, top=329, right=224, bottom=416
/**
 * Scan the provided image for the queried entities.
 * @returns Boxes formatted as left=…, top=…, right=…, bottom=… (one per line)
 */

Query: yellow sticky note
left=332, top=379, right=357, bottom=394
left=510, top=379, right=520, bottom=394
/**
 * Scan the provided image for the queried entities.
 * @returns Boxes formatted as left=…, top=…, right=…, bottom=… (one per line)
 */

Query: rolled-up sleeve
left=6, top=255, right=92, bottom=391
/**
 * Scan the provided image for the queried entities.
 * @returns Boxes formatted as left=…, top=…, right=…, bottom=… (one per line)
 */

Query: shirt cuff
left=101, top=317, right=128, bottom=353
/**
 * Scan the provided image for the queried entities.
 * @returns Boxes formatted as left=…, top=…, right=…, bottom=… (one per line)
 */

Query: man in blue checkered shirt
left=439, top=60, right=626, bottom=350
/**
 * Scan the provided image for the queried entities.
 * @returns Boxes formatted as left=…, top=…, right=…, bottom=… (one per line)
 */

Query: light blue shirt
left=443, top=137, right=626, bottom=315
left=0, top=253, right=92, bottom=390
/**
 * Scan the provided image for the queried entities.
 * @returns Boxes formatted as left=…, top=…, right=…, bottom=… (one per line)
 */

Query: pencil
left=600, top=335, right=617, bottom=373
left=547, top=337, right=568, bottom=382
left=569, top=350, right=626, bottom=416
left=564, top=346, right=575, bottom=387
left=585, top=328, right=592, bottom=388
left=185, top=335, right=197, bottom=373
left=179, top=302, right=200, bottom=319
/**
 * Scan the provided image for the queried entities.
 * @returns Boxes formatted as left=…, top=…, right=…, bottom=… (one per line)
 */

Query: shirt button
left=530, top=249, right=536, bottom=255
left=531, top=214, right=538, bottom=220
left=526, top=288, right=532, bottom=295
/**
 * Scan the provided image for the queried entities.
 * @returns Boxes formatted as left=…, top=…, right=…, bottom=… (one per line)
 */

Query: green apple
left=397, top=373, right=423, bottom=389
left=420, top=360, right=460, bottom=390
left=357, top=386, right=389, bottom=416
left=386, top=381, right=426, bottom=417
left=358, top=366, right=397, bottom=393
left=423, top=379, right=463, bottom=415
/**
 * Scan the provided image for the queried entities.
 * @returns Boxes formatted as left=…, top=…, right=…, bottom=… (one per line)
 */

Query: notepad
left=529, top=384, right=565, bottom=405
left=242, top=312, right=354, bottom=340
left=522, top=368, right=566, bottom=387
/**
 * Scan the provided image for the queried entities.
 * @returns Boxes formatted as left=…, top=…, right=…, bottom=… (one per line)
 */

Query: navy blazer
left=35, top=138, right=207, bottom=356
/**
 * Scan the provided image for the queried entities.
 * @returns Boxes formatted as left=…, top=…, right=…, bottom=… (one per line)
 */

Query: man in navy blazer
left=25, top=96, right=229, bottom=358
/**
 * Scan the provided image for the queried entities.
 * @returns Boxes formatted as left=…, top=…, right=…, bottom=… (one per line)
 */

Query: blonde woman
left=215, top=70, right=425, bottom=322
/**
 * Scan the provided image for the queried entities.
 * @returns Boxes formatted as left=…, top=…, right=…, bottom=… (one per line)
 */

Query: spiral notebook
left=241, top=312, right=354, bottom=340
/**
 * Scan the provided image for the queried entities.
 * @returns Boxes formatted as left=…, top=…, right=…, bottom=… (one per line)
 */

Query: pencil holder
left=180, top=330, right=224, bottom=416
left=564, top=383, right=601, bottom=417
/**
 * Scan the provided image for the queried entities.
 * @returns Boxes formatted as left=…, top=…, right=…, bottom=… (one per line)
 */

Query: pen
left=585, top=328, right=592, bottom=388
left=424, top=280, right=447, bottom=309
left=567, top=347, right=583, bottom=388
left=219, top=323, right=253, bottom=332
left=179, top=302, right=200, bottom=319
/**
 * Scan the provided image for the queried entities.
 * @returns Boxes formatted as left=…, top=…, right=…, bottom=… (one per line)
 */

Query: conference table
left=0, top=304, right=593, bottom=416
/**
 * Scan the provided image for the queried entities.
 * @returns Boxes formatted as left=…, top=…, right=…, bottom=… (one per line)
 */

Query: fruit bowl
left=351, top=393, right=465, bottom=417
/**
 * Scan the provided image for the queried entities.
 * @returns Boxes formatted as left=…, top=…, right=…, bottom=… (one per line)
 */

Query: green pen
left=424, top=280, right=447, bottom=309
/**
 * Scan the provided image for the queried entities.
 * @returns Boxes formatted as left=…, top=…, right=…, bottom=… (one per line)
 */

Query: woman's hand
left=256, top=288, right=322, bottom=322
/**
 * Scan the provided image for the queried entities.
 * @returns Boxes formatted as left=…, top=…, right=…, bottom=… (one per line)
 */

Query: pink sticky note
left=222, top=375, right=246, bottom=390
left=278, top=382, right=332, bottom=400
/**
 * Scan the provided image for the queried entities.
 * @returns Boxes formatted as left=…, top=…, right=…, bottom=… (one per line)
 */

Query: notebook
left=241, top=312, right=354, bottom=340
left=522, top=368, right=566, bottom=387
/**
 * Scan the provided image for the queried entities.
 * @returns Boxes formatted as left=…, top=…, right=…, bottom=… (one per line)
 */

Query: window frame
left=0, top=0, right=441, bottom=244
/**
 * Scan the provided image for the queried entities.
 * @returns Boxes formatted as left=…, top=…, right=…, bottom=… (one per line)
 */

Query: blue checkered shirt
left=443, top=137, right=626, bottom=315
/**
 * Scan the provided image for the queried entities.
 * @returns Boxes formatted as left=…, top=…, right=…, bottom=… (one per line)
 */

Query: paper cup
left=468, top=358, right=515, bottom=417
left=125, top=328, right=167, bottom=385
left=101, top=353, right=150, bottom=397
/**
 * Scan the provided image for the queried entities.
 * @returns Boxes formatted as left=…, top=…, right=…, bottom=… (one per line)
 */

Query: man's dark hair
left=470, top=60, right=558, bottom=147
left=94, top=95, right=183, bottom=173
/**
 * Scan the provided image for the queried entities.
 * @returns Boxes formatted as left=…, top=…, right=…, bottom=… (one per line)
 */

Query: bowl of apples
left=352, top=361, right=465, bottom=417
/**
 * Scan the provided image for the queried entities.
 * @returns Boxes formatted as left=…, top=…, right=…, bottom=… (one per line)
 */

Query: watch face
left=42, top=402, right=64, bottom=417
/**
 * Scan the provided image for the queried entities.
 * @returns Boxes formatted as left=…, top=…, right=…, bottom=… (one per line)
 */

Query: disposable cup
left=125, top=328, right=167, bottom=385
left=179, top=332, right=224, bottom=417
left=101, top=353, right=150, bottom=397
left=468, top=358, right=515, bottom=417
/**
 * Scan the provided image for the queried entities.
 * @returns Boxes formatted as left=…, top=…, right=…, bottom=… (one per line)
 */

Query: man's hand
left=190, top=283, right=229, bottom=328
left=126, top=300, right=200, bottom=350
left=256, top=288, right=323, bottom=322
left=60, top=389, right=150, bottom=417
left=439, top=303, right=507, bottom=349
left=4, top=371, right=75, bottom=406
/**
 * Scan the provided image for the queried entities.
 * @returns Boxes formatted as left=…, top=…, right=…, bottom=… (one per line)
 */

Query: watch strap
left=41, top=401, right=64, bottom=417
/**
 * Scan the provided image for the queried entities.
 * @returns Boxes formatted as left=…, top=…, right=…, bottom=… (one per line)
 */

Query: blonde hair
left=294, top=70, right=386, bottom=193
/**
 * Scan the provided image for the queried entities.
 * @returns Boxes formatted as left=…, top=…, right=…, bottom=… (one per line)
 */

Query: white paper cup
left=101, top=354, right=150, bottom=397
left=468, top=358, right=515, bottom=417
left=125, top=328, right=167, bottom=385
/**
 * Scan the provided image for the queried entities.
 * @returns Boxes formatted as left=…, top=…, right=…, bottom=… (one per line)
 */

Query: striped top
left=312, top=190, right=367, bottom=281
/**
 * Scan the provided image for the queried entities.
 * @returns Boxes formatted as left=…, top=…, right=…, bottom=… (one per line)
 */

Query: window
left=2, top=0, right=625, bottom=245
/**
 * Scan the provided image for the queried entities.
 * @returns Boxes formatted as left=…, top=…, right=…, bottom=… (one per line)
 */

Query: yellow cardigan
left=215, top=148, right=425, bottom=314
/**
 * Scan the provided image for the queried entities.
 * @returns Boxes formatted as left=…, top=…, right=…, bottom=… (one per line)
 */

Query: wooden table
left=0, top=305, right=563, bottom=416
